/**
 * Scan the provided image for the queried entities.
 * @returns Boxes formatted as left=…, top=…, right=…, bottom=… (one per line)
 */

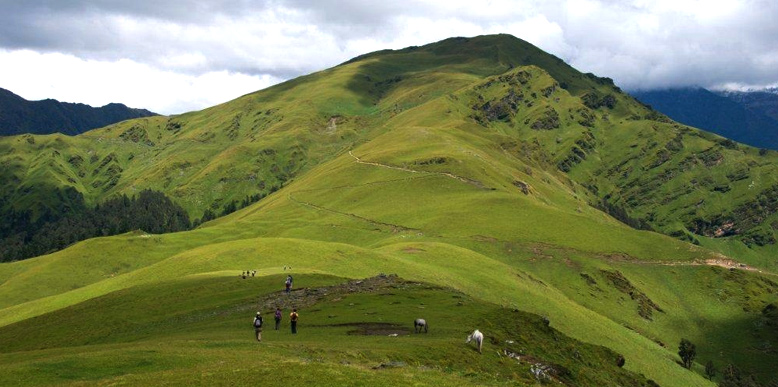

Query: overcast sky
left=1, top=0, right=776, bottom=115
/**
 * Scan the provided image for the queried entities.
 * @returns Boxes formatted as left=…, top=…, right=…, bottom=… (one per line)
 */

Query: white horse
left=414, top=318, right=428, bottom=333
left=466, top=329, right=483, bottom=353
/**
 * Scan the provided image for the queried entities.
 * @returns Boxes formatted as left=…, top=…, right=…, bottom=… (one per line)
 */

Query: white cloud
left=0, top=49, right=280, bottom=114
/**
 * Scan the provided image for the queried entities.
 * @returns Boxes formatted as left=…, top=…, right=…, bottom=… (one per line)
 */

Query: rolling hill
left=1, top=34, right=777, bottom=386
left=0, top=87, right=157, bottom=136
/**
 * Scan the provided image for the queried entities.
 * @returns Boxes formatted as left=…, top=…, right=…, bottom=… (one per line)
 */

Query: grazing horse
left=414, top=318, right=428, bottom=333
left=466, top=329, right=484, bottom=353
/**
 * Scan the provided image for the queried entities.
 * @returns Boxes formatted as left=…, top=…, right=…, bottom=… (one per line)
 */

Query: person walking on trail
left=253, top=312, right=264, bottom=342
left=274, top=307, right=282, bottom=330
left=290, top=309, right=299, bottom=334
left=285, top=275, right=293, bottom=293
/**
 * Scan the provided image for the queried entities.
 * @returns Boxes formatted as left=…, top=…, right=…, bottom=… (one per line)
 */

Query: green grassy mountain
left=0, top=87, right=157, bottom=136
left=1, top=34, right=778, bottom=386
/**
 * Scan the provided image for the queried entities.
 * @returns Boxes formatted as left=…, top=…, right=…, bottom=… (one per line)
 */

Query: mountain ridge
left=0, top=87, right=158, bottom=136
left=721, top=88, right=778, bottom=122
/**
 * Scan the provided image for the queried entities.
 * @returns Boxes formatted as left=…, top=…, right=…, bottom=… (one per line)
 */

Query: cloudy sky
left=1, top=0, right=776, bottom=115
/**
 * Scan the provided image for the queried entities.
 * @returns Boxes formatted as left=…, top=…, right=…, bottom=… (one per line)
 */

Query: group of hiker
left=250, top=272, right=298, bottom=342
left=252, top=307, right=299, bottom=341
left=240, top=270, right=257, bottom=279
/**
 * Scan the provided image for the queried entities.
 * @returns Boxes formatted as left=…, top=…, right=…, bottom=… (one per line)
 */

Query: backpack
left=275, top=310, right=282, bottom=319
left=290, top=312, right=298, bottom=321
left=254, top=317, right=263, bottom=328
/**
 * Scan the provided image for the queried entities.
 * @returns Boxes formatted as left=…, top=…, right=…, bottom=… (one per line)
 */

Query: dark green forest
left=0, top=190, right=190, bottom=262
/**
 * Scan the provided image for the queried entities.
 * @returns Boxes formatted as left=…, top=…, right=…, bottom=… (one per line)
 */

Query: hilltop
left=0, top=87, right=157, bottom=136
left=1, top=34, right=777, bottom=385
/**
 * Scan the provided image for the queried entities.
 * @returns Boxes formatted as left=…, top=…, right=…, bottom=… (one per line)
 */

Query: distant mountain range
left=720, top=88, right=778, bottom=122
left=0, top=87, right=157, bottom=136
left=631, top=87, right=778, bottom=150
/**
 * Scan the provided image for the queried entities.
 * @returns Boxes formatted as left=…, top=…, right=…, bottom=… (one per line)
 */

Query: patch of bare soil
left=327, top=322, right=411, bottom=336
left=251, top=274, right=444, bottom=314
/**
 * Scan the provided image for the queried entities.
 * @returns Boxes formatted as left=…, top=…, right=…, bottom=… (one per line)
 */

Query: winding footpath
left=605, top=255, right=778, bottom=277
left=348, top=151, right=489, bottom=189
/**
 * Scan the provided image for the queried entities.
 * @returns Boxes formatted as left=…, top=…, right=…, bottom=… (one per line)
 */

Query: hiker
left=290, top=308, right=299, bottom=334
left=466, top=329, right=484, bottom=354
left=253, top=312, right=264, bottom=342
left=287, top=275, right=294, bottom=287
left=414, top=318, right=429, bottom=333
left=274, top=307, right=282, bottom=330
left=285, top=278, right=291, bottom=293
left=252, top=270, right=256, bottom=277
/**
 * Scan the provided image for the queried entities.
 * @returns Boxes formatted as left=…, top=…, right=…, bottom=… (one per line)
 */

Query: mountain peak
left=339, top=34, right=608, bottom=97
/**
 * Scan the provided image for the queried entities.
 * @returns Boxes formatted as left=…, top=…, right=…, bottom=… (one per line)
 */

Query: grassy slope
left=0, top=274, right=658, bottom=386
left=2, top=34, right=778, bottom=385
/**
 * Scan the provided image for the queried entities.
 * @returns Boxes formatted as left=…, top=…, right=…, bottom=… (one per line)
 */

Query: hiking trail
left=348, top=151, right=489, bottom=189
